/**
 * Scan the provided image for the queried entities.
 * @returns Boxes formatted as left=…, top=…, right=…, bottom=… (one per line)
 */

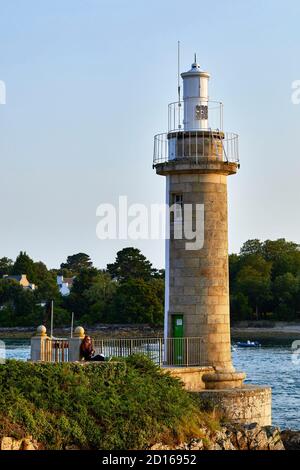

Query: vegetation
left=230, top=239, right=300, bottom=321
left=0, top=356, right=216, bottom=450
left=0, top=248, right=164, bottom=328
left=0, top=238, right=300, bottom=327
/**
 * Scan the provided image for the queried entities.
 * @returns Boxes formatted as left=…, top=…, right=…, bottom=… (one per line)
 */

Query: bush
left=0, top=356, right=214, bottom=449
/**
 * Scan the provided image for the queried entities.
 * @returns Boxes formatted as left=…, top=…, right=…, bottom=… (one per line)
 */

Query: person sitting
left=80, top=335, right=105, bottom=361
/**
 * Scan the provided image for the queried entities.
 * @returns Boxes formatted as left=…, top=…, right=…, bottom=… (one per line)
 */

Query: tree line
left=0, top=248, right=164, bottom=328
left=0, top=238, right=299, bottom=328
left=230, top=238, right=300, bottom=321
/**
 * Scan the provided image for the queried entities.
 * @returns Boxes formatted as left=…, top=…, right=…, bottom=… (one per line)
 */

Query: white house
left=57, top=275, right=75, bottom=296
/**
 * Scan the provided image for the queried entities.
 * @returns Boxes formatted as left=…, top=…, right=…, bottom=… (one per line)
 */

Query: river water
left=1, top=338, right=299, bottom=430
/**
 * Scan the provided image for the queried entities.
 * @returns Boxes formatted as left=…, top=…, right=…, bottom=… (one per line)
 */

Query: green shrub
left=0, top=356, right=214, bottom=449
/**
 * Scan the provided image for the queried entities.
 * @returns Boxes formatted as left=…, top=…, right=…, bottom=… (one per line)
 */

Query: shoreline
left=1, top=322, right=300, bottom=340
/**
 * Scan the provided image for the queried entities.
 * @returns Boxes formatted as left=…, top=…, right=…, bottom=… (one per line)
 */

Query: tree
left=12, top=251, right=35, bottom=281
left=83, top=272, right=116, bottom=323
left=262, top=239, right=299, bottom=262
left=0, top=257, right=13, bottom=276
left=230, top=292, right=252, bottom=321
left=236, top=261, right=272, bottom=319
left=240, top=239, right=263, bottom=257
left=107, top=247, right=154, bottom=282
left=272, top=273, right=300, bottom=320
left=63, top=267, right=100, bottom=319
left=60, top=253, right=93, bottom=274
left=109, top=278, right=164, bottom=325
left=33, top=261, right=58, bottom=301
left=0, top=280, right=43, bottom=327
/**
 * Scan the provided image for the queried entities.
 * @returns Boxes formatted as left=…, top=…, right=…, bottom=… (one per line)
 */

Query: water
left=232, top=340, right=300, bottom=431
left=1, top=338, right=299, bottom=430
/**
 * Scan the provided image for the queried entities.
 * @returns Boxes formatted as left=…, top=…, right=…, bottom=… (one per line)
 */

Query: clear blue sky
left=0, top=0, right=299, bottom=270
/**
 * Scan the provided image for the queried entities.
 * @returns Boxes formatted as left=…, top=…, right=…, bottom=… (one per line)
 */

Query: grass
left=0, top=355, right=219, bottom=450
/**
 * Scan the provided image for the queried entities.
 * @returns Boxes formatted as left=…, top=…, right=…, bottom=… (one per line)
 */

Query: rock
left=11, top=439, right=23, bottom=450
left=148, top=423, right=285, bottom=452
left=189, top=438, right=204, bottom=450
left=281, top=430, right=300, bottom=450
left=149, top=443, right=172, bottom=450
left=21, top=438, right=38, bottom=451
left=0, top=435, right=41, bottom=451
left=1, top=437, right=14, bottom=450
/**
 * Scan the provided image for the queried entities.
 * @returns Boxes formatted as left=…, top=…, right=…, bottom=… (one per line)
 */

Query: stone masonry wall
left=168, top=172, right=232, bottom=370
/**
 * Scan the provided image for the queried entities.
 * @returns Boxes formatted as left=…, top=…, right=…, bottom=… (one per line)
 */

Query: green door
left=172, top=314, right=184, bottom=365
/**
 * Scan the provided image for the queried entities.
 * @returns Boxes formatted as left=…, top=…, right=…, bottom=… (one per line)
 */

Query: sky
left=0, top=0, right=299, bottom=270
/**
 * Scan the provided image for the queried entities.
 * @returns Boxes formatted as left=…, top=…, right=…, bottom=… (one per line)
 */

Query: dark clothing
left=80, top=341, right=105, bottom=361
left=80, top=342, right=94, bottom=361
left=89, top=354, right=105, bottom=362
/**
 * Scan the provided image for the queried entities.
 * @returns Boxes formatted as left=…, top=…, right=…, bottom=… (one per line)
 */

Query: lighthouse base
left=198, top=385, right=272, bottom=427
left=202, top=371, right=246, bottom=390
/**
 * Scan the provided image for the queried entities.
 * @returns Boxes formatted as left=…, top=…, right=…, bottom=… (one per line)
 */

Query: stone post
left=68, top=326, right=85, bottom=362
left=30, top=325, right=49, bottom=361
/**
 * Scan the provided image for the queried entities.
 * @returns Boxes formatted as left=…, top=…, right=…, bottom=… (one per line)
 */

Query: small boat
left=236, top=340, right=261, bottom=348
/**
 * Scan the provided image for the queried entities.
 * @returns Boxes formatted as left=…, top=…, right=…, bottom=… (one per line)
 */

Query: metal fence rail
left=153, top=131, right=239, bottom=166
left=168, top=100, right=224, bottom=132
left=93, top=337, right=206, bottom=367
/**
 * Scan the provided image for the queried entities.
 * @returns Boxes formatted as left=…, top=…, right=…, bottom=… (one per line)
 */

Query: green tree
left=60, top=253, right=93, bottom=274
left=33, top=261, right=58, bottom=301
left=272, top=273, right=300, bottom=320
left=83, top=272, right=116, bottom=323
left=107, top=247, right=154, bottom=282
left=240, top=239, right=263, bottom=257
left=0, top=280, right=43, bottom=326
left=0, top=257, right=13, bottom=277
left=12, top=251, right=35, bottom=281
left=63, top=268, right=100, bottom=320
left=236, top=259, right=272, bottom=319
left=109, top=278, right=164, bottom=325
left=230, top=292, right=252, bottom=321
left=262, top=239, right=299, bottom=262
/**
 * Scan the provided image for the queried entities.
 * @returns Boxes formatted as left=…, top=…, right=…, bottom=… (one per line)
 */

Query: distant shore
left=1, top=321, right=300, bottom=340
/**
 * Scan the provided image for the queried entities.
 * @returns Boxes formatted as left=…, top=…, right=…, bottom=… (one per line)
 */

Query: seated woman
left=80, top=335, right=105, bottom=361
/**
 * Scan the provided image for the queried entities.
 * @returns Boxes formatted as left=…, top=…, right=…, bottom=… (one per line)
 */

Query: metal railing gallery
left=153, top=130, right=239, bottom=166
left=37, top=336, right=206, bottom=367
left=93, top=337, right=206, bottom=367
left=168, top=100, right=224, bottom=132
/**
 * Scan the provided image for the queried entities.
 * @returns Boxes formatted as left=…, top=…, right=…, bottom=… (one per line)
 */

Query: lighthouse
left=153, top=57, right=245, bottom=389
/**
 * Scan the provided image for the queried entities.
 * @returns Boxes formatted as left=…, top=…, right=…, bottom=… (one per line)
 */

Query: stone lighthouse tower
left=153, top=57, right=245, bottom=389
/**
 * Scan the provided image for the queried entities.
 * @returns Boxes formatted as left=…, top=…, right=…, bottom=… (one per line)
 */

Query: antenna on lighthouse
left=177, top=41, right=181, bottom=103
left=177, top=41, right=182, bottom=129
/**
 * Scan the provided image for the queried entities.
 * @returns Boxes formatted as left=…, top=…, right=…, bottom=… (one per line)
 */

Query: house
left=57, top=275, right=75, bottom=296
left=2, top=274, right=36, bottom=290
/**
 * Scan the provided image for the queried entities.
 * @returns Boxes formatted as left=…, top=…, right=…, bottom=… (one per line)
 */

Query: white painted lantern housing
left=181, top=59, right=210, bottom=131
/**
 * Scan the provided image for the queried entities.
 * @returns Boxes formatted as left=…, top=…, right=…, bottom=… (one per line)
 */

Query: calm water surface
left=1, top=338, right=299, bottom=430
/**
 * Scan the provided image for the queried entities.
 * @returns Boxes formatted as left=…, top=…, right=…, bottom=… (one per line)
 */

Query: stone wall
left=163, top=366, right=214, bottom=391
left=199, top=385, right=272, bottom=427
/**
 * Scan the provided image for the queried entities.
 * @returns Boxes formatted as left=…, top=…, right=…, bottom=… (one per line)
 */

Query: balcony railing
left=168, top=100, right=223, bottom=132
left=153, top=130, right=239, bottom=166
left=93, top=337, right=207, bottom=367
left=40, top=338, right=69, bottom=362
